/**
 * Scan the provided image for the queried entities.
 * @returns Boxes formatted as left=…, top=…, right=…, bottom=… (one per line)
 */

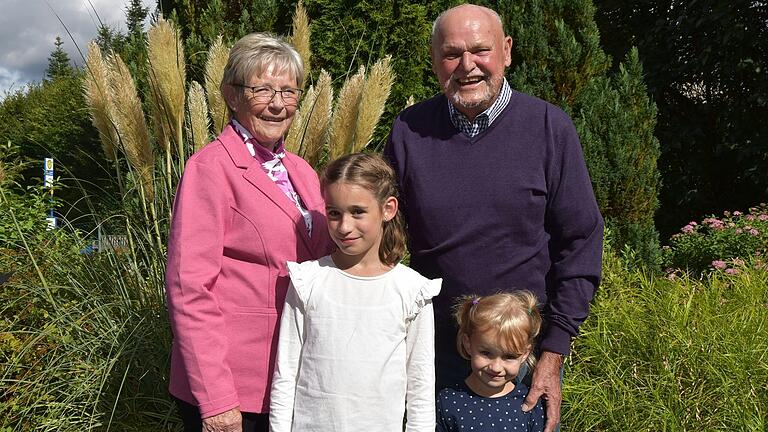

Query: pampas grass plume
left=301, top=70, right=332, bottom=167
left=187, top=81, right=210, bottom=152
left=288, top=0, right=311, bottom=86
left=147, top=17, right=186, bottom=155
left=205, top=35, right=229, bottom=134
left=83, top=42, right=118, bottom=161
left=328, top=65, right=365, bottom=159
left=108, top=54, right=154, bottom=201
left=285, top=84, right=316, bottom=154
left=353, top=56, right=394, bottom=152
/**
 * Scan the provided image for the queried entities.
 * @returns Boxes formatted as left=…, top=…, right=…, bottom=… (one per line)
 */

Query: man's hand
left=522, top=351, right=563, bottom=432
left=202, top=407, right=242, bottom=432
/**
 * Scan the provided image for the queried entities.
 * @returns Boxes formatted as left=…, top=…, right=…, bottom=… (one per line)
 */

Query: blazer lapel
left=282, top=155, right=318, bottom=252
left=219, top=126, right=312, bottom=251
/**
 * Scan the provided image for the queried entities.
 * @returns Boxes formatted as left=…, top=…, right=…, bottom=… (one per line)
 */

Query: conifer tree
left=304, top=0, right=453, bottom=148
left=45, top=36, right=73, bottom=80
left=594, top=0, right=768, bottom=237
left=121, top=0, right=150, bottom=102
left=483, top=0, right=662, bottom=265
left=126, top=0, right=149, bottom=38
left=159, top=0, right=285, bottom=84
left=95, top=24, right=125, bottom=53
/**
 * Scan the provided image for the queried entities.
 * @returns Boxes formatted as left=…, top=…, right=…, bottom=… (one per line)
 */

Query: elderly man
left=384, top=4, right=603, bottom=431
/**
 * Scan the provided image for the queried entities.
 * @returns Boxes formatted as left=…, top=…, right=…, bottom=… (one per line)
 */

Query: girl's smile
left=323, top=182, right=397, bottom=273
left=462, top=328, right=530, bottom=398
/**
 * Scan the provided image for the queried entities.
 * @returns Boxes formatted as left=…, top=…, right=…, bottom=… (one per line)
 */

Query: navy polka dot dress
left=436, top=381, right=545, bottom=432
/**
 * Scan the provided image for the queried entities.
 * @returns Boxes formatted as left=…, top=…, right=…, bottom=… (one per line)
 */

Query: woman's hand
left=202, top=407, right=242, bottom=432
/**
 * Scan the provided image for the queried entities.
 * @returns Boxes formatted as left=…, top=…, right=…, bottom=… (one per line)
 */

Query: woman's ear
left=382, top=196, right=398, bottom=222
left=222, top=84, right=239, bottom=114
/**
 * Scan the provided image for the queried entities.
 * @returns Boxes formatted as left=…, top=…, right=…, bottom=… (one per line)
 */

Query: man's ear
left=504, top=35, right=513, bottom=67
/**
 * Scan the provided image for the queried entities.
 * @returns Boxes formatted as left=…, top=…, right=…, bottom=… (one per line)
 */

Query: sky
left=0, top=0, right=155, bottom=97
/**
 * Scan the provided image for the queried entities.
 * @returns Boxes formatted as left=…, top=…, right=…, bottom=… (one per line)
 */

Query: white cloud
left=0, top=0, right=155, bottom=96
left=0, top=67, right=26, bottom=97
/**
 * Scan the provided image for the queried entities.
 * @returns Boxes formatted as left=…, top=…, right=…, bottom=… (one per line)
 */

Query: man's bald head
left=431, top=4, right=505, bottom=52
left=429, top=4, right=512, bottom=119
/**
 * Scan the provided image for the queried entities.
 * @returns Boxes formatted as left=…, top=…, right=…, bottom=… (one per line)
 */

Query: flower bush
left=663, top=203, right=768, bottom=275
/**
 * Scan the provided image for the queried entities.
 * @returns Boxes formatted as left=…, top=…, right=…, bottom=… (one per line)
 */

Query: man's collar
left=448, top=79, right=511, bottom=123
left=447, top=79, right=512, bottom=136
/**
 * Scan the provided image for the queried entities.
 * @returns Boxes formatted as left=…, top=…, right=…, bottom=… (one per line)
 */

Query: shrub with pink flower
left=663, top=203, right=768, bottom=275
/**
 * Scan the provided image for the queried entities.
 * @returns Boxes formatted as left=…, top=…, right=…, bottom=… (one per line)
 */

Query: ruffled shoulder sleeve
left=406, top=276, right=442, bottom=322
left=286, top=258, right=324, bottom=304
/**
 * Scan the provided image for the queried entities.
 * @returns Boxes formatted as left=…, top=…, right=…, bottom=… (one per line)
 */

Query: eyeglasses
left=234, top=84, right=303, bottom=106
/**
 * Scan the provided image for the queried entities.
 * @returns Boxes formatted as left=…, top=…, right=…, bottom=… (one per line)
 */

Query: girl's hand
left=202, top=407, right=242, bottom=432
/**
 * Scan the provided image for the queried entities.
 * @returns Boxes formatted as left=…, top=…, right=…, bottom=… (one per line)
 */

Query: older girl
left=270, top=153, right=441, bottom=431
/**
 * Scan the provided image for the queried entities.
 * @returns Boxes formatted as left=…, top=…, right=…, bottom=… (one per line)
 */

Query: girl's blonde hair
left=320, top=153, right=407, bottom=266
left=453, top=291, right=542, bottom=369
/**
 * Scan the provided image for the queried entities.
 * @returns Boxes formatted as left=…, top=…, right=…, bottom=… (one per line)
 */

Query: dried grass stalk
left=108, top=54, right=154, bottom=201
left=285, top=84, right=317, bottom=154
left=147, top=17, right=186, bottom=155
left=83, top=42, right=118, bottom=161
left=288, top=0, right=311, bottom=86
left=205, top=35, right=229, bottom=134
left=301, top=70, right=333, bottom=167
left=353, top=56, right=394, bottom=152
left=328, top=66, right=365, bottom=159
left=187, top=81, right=210, bottom=152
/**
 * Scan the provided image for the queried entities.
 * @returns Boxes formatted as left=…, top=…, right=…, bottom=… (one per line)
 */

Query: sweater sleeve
left=269, top=281, right=305, bottom=432
left=541, top=109, right=604, bottom=355
left=404, top=297, right=437, bottom=431
left=165, top=159, right=239, bottom=418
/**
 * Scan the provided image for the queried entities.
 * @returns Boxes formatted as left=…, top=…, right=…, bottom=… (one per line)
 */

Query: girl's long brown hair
left=321, top=153, right=407, bottom=266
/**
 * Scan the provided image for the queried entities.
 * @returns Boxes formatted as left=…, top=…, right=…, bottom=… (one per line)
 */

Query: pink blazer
left=166, top=125, right=332, bottom=418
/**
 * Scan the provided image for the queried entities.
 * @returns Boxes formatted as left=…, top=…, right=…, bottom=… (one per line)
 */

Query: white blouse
left=270, top=255, right=442, bottom=432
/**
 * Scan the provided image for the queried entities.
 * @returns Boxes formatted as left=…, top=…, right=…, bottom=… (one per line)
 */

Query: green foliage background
left=1, top=0, right=766, bottom=429
left=593, top=0, right=768, bottom=238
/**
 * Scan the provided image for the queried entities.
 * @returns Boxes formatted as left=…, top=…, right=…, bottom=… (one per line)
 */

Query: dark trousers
left=174, top=397, right=269, bottom=432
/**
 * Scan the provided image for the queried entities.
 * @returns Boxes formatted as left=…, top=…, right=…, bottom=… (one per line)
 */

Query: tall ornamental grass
left=563, top=239, right=768, bottom=431
left=2, top=3, right=397, bottom=429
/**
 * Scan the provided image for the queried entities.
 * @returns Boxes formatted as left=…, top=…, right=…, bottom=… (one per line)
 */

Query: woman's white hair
left=220, top=32, right=304, bottom=113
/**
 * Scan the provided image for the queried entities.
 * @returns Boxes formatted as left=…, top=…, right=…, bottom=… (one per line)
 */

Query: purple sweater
left=385, top=91, right=603, bottom=363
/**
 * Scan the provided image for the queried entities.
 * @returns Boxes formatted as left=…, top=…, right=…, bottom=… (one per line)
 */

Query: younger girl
left=270, top=153, right=441, bottom=432
left=437, top=291, right=545, bottom=432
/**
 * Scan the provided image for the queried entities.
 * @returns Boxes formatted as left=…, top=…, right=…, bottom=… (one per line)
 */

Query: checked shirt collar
left=448, top=78, right=512, bottom=138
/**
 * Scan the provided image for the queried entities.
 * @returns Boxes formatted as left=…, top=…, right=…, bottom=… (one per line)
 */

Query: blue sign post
left=44, top=158, right=56, bottom=229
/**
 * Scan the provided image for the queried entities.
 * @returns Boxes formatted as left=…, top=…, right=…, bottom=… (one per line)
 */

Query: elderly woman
left=166, top=33, right=332, bottom=432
